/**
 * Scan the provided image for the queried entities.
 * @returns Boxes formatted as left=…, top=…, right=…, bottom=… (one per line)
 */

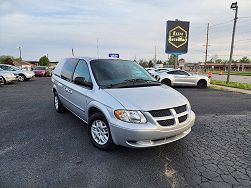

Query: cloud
left=0, top=0, right=251, bottom=62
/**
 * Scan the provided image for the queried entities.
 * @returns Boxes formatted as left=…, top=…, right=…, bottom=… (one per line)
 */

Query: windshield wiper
left=104, top=79, right=160, bottom=88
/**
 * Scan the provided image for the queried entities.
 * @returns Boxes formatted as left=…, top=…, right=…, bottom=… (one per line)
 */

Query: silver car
left=155, top=70, right=210, bottom=88
left=52, top=57, right=195, bottom=150
left=0, top=64, right=35, bottom=82
left=0, top=68, right=17, bottom=84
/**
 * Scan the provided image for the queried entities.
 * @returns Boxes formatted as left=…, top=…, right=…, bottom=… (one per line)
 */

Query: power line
left=210, top=19, right=233, bottom=28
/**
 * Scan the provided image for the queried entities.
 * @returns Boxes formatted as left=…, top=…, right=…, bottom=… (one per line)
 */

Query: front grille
left=178, top=115, right=188, bottom=123
left=148, top=104, right=188, bottom=127
left=149, top=109, right=171, bottom=117
left=174, top=105, right=187, bottom=114
left=157, top=119, right=175, bottom=126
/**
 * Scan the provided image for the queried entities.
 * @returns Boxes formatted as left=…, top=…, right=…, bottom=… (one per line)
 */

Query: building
left=185, top=62, right=251, bottom=72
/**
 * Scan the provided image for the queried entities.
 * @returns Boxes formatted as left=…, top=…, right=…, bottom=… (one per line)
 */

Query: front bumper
left=4, top=75, right=17, bottom=83
left=110, top=111, right=195, bottom=148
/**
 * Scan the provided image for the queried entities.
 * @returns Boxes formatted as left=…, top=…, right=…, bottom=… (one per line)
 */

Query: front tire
left=197, top=79, right=207, bottom=88
left=88, top=112, right=115, bottom=150
left=161, top=79, right=171, bottom=86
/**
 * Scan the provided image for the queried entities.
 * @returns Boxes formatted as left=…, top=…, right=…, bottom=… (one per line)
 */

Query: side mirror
left=74, top=77, right=93, bottom=88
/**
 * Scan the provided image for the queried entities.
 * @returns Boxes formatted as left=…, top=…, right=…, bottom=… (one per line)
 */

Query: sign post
left=165, top=20, right=190, bottom=68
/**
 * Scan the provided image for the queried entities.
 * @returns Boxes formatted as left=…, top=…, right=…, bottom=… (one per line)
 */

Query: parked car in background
left=156, top=69, right=210, bottom=88
left=33, top=66, right=51, bottom=77
left=52, top=57, right=195, bottom=150
left=0, top=64, right=35, bottom=82
left=145, top=68, right=156, bottom=76
left=155, top=68, right=174, bottom=72
left=0, top=68, right=17, bottom=84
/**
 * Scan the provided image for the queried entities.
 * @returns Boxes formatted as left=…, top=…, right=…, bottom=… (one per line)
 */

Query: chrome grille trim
left=148, top=104, right=189, bottom=127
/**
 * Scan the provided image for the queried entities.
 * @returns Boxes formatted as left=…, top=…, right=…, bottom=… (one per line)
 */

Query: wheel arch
left=87, top=102, right=111, bottom=124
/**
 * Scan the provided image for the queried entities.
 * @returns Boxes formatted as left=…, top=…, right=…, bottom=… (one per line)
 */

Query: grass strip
left=211, top=80, right=251, bottom=90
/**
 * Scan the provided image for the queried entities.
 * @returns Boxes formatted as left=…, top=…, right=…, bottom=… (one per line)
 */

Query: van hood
left=104, top=85, right=188, bottom=111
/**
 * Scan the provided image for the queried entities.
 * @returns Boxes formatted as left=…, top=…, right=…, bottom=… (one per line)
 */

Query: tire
left=54, top=92, right=65, bottom=113
left=197, top=79, right=207, bottom=88
left=18, top=74, right=26, bottom=82
left=1, top=77, right=6, bottom=84
left=88, top=112, right=115, bottom=151
left=161, top=79, right=171, bottom=86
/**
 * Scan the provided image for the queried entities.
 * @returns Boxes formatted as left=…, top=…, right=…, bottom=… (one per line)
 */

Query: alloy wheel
left=91, top=120, right=109, bottom=145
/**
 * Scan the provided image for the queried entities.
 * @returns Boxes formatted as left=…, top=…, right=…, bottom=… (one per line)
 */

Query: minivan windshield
left=90, top=59, right=160, bottom=88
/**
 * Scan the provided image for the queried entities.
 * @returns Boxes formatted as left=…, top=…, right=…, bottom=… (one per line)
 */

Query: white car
left=145, top=68, right=156, bottom=76
left=0, top=68, right=17, bottom=84
left=155, top=70, right=210, bottom=88
left=0, top=64, right=35, bottom=82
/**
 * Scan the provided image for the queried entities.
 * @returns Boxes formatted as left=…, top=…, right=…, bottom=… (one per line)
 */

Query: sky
left=0, top=0, right=251, bottom=62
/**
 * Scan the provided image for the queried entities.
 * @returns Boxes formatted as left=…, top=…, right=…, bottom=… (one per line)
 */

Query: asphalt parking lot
left=0, top=77, right=251, bottom=188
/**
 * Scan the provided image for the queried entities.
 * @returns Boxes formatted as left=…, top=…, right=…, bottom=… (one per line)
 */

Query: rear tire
left=161, top=79, right=171, bottom=86
left=197, top=79, right=207, bottom=88
left=18, top=74, right=26, bottom=82
left=54, top=92, right=65, bottom=113
left=88, top=112, right=115, bottom=151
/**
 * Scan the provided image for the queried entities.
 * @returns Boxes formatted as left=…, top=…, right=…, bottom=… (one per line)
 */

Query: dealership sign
left=108, top=53, right=119, bottom=58
left=165, top=20, right=190, bottom=54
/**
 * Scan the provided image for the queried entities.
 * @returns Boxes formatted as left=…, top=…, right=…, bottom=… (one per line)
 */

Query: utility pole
left=204, top=23, right=209, bottom=72
left=72, top=48, right=74, bottom=56
left=227, top=2, right=238, bottom=83
left=18, top=46, right=22, bottom=68
left=18, top=46, right=22, bottom=60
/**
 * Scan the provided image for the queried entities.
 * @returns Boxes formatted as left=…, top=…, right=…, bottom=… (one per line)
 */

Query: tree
left=148, top=60, right=154, bottom=67
left=138, top=59, right=149, bottom=68
left=0, top=55, right=19, bottom=65
left=38, top=55, right=50, bottom=66
left=239, top=56, right=250, bottom=63
left=156, top=60, right=163, bottom=64
left=215, top=59, right=223, bottom=64
left=168, top=55, right=176, bottom=65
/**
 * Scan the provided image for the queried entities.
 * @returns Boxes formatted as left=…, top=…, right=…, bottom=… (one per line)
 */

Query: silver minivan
left=52, top=57, right=195, bottom=150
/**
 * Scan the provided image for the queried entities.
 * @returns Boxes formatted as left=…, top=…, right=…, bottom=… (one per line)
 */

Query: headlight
left=114, top=110, right=147, bottom=124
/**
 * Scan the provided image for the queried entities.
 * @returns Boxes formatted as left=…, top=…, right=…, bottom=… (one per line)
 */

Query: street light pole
left=17, top=46, right=22, bottom=68
left=18, top=46, right=22, bottom=60
left=204, top=23, right=209, bottom=72
left=227, top=2, right=238, bottom=83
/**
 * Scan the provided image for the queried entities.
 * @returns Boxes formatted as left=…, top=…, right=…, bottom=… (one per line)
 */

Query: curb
left=209, top=84, right=251, bottom=95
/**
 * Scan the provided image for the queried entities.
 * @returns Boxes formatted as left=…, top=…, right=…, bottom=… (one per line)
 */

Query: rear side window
left=167, top=71, right=177, bottom=75
left=61, top=58, right=78, bottom=81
